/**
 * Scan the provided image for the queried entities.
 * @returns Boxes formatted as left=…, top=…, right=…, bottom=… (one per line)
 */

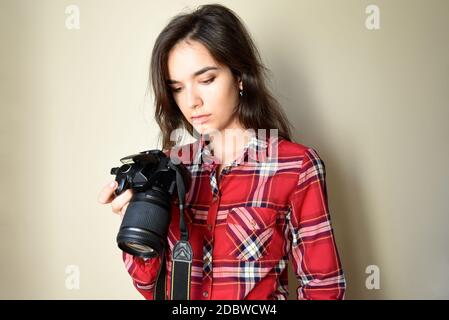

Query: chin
left=193, top=124, right=215, bottom=136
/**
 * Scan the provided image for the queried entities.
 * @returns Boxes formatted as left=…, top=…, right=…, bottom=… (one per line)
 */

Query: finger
left=119, top=202, right=129, bottom=219
left=111, top=189, right=133, bottom=215
left=98, top=181, right=118, bottom=204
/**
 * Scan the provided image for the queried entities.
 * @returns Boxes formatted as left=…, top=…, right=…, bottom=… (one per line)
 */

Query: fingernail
left=110, top=181, right=116, bottom=188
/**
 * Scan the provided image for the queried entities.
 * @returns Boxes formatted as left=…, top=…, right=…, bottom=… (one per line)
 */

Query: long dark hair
left=150, top=4, right=292, bottom=150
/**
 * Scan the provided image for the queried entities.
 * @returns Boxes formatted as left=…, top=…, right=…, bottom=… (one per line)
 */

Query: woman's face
left=167, top=40, right=243, bottom=136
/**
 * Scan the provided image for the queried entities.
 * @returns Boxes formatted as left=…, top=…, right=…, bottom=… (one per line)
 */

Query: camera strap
left=171, top=239, right=193, bottom=299
left=155, top=247, right=167, bottom=300
left=155, top=164, right=192, bottom=300
left=171, top=167, right=193, bottom=300
left=154, top=240, right=192, bottom=300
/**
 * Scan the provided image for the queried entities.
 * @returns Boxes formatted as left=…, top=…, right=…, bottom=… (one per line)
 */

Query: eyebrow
left=167, top=66, right=218, bottom=84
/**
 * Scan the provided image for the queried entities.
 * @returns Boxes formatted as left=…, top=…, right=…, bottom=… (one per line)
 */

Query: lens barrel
left=117, top=188, right=171, bottom=258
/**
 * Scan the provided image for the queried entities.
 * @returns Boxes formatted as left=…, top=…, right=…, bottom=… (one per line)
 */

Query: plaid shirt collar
left=192, top=132, right=270, bottom=169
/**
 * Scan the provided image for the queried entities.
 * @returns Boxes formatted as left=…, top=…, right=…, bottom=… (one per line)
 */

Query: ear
left=237, top=77, right=243, bottom=91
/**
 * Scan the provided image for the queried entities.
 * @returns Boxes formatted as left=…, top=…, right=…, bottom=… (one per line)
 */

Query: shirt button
left=212, top=195, right=218, bottom=202
left=203, top=291, right=209, bottom=298
left=207, top=224, right=213, bottom=231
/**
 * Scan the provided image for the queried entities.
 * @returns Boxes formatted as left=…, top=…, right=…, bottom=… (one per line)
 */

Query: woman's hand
left=98, top=181, right=133, bottom=218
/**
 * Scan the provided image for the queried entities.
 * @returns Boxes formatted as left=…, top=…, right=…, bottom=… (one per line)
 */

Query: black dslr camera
left=110, top=150, right=191, bottom=259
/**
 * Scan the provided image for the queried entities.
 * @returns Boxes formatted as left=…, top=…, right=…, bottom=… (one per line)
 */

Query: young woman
left=98, top=4, right=346, bottom=300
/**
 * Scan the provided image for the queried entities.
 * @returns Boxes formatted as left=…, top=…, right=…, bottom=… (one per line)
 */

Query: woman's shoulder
left=276, top=138, right=326, bottom=172
left=277, top=138, right=319, bottom=158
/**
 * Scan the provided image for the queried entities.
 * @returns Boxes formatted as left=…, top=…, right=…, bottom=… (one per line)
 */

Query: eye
left=201, top=77, right=215, bottom=84
left=170, top=87, right=182, bottom=93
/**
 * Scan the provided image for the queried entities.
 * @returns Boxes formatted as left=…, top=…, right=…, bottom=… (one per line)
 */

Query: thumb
left=98, top=181, right=118, bottom=204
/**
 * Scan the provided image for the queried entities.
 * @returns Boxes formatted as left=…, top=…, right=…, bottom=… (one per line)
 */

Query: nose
left=185, top=85, right=202, bottom=109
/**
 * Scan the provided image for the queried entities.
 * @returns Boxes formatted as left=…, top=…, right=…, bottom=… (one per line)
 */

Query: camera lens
left=125, top=242, right=154, bottom=255
left=116, top=187, right=171, bottom=258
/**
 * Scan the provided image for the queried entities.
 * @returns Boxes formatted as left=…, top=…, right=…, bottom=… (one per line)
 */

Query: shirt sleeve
left=122, top=251, right=162, bottom=300
left=287, top=147, right=346, bottom=300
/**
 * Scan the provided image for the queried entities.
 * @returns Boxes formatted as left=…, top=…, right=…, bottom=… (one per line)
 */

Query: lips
left=191, top=114, right=211, bottom=124
left=191, top=114, right=211, bottom=120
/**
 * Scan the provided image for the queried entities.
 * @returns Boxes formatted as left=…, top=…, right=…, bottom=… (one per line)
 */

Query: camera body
left=110, top=149, right=191, bottom=258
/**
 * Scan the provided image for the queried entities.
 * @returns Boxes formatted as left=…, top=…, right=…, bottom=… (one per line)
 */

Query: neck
left=208, top=128, right=251, bottom=166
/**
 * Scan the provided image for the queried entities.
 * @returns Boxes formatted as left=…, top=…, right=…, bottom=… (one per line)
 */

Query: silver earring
left=239, top=90, right=243, bottom=97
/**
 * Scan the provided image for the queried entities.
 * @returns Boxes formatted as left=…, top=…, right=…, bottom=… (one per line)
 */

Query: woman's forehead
left=167, top=40, right=221, bottom=79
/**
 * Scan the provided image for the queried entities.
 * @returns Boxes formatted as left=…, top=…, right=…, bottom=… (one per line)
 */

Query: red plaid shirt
left=122, top=134, right=346, bottom=300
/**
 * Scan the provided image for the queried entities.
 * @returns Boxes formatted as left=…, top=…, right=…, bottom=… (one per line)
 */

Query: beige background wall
left=1, top=0, right=448, bottom=299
